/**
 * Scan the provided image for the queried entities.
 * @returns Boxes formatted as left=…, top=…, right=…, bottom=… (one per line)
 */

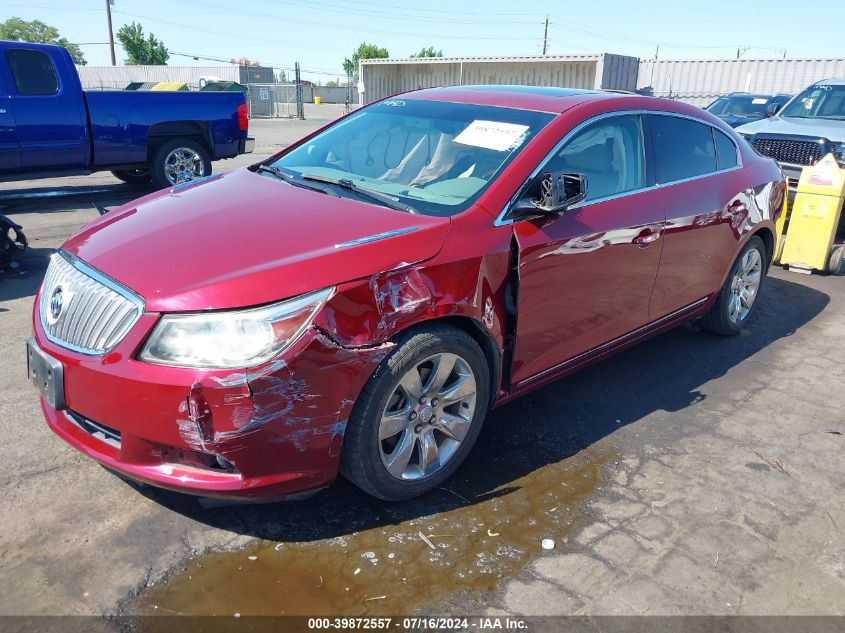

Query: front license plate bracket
left=26, top=339, right=65, bottom=410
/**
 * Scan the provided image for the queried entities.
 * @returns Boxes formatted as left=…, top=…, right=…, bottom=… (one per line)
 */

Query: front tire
left=150, top=138, right=211, bottom=190
left=699, top=235, right=766, bottom=335
left=341, top=324, right=490, bottom=501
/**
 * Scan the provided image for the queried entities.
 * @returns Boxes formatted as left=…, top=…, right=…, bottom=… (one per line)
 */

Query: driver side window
left=545, top=115, right=645, bottom=203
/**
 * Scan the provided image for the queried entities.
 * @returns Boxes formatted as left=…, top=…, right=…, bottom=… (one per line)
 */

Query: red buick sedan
left=28, top=86, right=784, bottom=501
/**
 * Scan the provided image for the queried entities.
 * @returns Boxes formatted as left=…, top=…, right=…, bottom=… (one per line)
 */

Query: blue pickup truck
left=0, top=41, right=254, bottom=189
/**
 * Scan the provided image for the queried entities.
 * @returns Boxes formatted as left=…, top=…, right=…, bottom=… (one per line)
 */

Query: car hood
left=62, top=168, right=451, bottom=312
left=736, top=116, right=845, bottom=142
left=717, top=114, right=764, bottom=128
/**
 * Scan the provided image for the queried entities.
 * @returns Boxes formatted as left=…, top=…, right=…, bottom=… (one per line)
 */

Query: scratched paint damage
left=172, top=248, right=510, bottom=488
left=175, top=327, right=394, bottom=477
left=371, top=268, right=433, bottom=325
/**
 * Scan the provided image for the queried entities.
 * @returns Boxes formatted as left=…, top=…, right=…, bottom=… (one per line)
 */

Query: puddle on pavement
left=128, top=446, right=608, bottom=616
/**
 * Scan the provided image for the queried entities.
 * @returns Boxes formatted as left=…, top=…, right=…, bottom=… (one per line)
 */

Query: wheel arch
left=145, top=121, right=212, bottom=160
left=430, top=315, right=501, bottom=413
left=752, top=225, right=775, bottom=270
left=373, top=315, right=502, bottom=414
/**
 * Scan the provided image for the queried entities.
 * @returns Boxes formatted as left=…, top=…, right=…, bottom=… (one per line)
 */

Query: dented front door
left=508, top=114, right=664, bottom=387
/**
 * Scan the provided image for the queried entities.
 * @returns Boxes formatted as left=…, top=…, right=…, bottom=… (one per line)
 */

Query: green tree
left=0, top=17, right=86, bottom=65
left=342, top=42, right=389, bottom=81
left=115, top=22, right=169, bottom=65
left=410, top=46, right=443, bottom=58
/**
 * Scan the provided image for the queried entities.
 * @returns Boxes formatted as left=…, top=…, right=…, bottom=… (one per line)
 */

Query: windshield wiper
left=256, top=164, right=332, bottom=195
left=301, top=173, right=416, bottom=213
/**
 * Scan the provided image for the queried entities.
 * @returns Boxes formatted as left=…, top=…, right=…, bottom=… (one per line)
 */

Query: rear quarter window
left=714, top=129, right=739, bottom=169
left=649, top=115, right=717, bottom=184
left=5, top=49, right=59, bottom=96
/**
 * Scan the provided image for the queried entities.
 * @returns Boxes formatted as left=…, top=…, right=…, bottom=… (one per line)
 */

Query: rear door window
left=649, top=115, right=717, bottom=184
left=714, top=129, right=738, bottom=170
left=545, top=115, right=645, bottom=202
left=5, top=49, right=59, bottom=96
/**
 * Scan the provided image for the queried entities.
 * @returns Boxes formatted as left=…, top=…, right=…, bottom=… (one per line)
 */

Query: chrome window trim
left=334, top=226, right=419, bottom=248
left=40, top=250, right=145, bottom=356
left=495, top=109, right=744, bottom=227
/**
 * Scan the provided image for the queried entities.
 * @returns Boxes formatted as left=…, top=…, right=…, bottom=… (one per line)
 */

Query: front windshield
left=271, top=99, right=555, bottom=216
left=781, top=84, right=845, bottom=119
left=707, top=95, right=777, bottom=118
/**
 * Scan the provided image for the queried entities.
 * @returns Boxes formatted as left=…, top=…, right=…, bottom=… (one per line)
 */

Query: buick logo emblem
left=49, top=287, right=64, bottom=320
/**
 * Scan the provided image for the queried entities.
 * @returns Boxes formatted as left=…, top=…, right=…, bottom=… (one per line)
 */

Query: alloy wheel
left=378, top=352, right=477, bottom=481
left=164, top=147, right=205, bottom=185
left=728, top=248, right=762, bottom=323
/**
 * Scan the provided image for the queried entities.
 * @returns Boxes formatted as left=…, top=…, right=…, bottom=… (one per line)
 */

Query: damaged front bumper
left=32, top=314, right=389, bottom=500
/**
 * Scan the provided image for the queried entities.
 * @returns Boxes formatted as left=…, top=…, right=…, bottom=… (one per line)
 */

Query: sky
left=0, top=0, right=839, bottom=83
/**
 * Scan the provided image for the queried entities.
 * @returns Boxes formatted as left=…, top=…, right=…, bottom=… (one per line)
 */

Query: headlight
left=139, top=287, right=334, bottom=368
left=740, top=133, right=754, bottom=143
left=834, top=143, right=845, bottom=168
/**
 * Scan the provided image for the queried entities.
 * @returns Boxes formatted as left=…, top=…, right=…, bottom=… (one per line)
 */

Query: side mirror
left=765, top=102, right=782, bottom=117
left=511, top=172, right=588, bottom=219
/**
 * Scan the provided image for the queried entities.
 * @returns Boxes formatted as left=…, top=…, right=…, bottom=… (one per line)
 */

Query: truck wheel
left=150, top=138, right=211, bottom=189
left=110, top=169, right=152, bottom=185
left=829, top=245, right=845, bottom=275
left=340, top=324, right=490, bottom=501
left=699, top=235, right=767, bottom=336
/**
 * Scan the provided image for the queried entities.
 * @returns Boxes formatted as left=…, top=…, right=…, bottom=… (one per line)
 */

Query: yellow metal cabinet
left=780, top=154, right=845, bottom=274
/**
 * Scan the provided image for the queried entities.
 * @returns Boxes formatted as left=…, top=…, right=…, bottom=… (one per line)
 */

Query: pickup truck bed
left=0, top=40, right=253, bottom=188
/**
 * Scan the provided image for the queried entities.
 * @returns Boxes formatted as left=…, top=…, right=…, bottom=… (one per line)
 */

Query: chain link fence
left=246, top=83, right=303, bottom=118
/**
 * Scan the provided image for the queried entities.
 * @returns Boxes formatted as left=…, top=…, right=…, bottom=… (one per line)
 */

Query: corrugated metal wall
left=638, top=58, right=845, bottom=106
left=361, top=55, right=845, bottom=108
left=359, top=55, right=640, bottom=104
left=77, top=65, right=239, bottom=90
left=598, top=54, right=640, bottom=92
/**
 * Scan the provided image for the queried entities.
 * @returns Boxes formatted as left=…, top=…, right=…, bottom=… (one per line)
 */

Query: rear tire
left=150, top=138, right=211, bottom=190
left=110, top=169, right=152, bottom=185
left=340, top=324, right=490, bottom=501
left=699, top=235, right=767, bottom=335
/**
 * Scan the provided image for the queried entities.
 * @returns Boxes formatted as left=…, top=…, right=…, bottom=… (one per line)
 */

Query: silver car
left=737, top=78, right=845, bottom=187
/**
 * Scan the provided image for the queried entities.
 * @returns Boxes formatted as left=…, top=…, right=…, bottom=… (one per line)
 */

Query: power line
left=169, top=51, right=343, bottom=77
left=182, top=0, right=544, bottom=41
left=261, top=0, right=542, bottom=26
left=111, top=10, right=350, bottom=55
left=283, top=0, right=547, bottom=18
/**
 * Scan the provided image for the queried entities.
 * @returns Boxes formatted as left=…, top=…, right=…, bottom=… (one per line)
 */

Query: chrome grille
left=751, top=137, right=824, bottom=166
left=39, top=252, right=144, bottom=354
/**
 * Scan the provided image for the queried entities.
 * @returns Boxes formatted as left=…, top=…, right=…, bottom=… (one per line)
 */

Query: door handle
left=632, top=227, right=662, bottom=247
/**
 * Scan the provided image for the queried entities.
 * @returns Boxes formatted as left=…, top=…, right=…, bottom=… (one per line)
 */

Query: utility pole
left=294, top=62, right=304, bottom=120
left=105, top=0, right=116, bottom=66
left=542, top=15, right=549, bottom=55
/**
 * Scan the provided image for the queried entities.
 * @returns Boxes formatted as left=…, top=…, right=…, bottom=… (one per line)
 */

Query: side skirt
left=496, top=296, right=714, bottom=406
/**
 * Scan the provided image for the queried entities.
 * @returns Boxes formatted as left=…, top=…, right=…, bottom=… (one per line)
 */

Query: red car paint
left=31, top=87, right=784, bottom=499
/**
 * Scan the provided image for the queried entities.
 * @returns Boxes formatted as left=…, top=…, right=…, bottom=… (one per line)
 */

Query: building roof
left=360, top=54, right=618, bottom=65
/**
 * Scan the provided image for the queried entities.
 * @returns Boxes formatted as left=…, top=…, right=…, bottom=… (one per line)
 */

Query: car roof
left=390, top=84, right=734, bottom=130
left=721, top=92, right=792, bottom=98
left=0, top=40, right=60, bottom=53
left=815, top=77, right=845, bottom=86
left=397, top=85, right=631, bottom=113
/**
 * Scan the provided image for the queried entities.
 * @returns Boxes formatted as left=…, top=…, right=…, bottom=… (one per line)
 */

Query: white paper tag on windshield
left=454, top=120, right=530, bottom=152
left=752, top=98, right=768, bottom=104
